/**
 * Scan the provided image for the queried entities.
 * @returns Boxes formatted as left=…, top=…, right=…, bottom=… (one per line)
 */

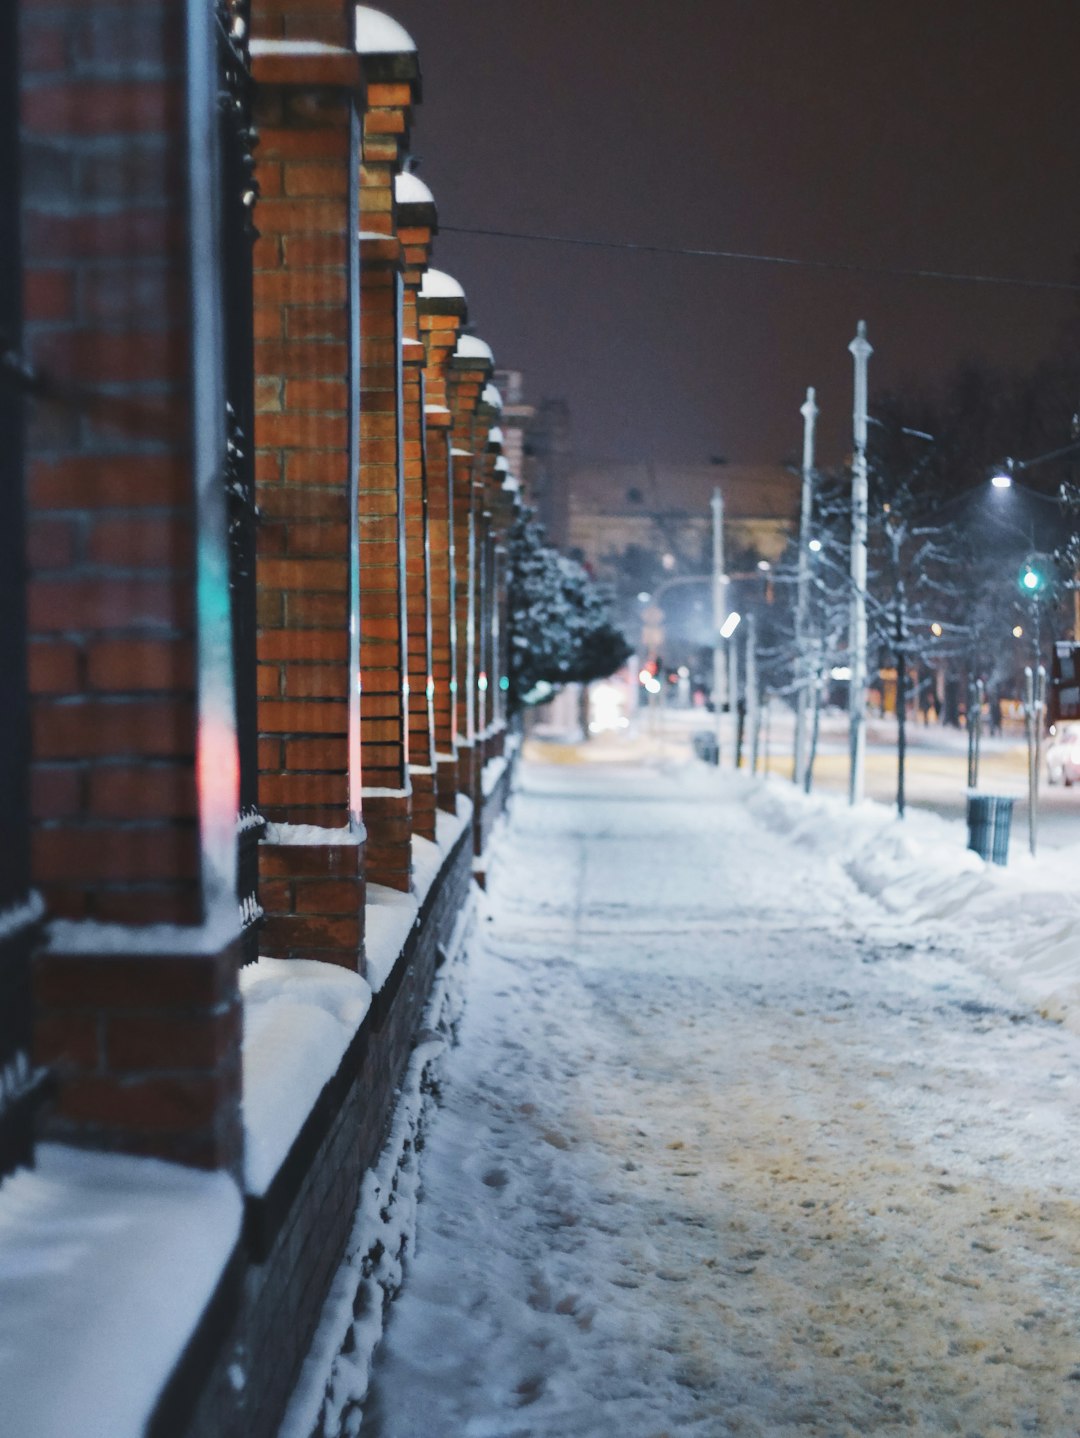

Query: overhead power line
left=440, top=223, right=1080, bottom=294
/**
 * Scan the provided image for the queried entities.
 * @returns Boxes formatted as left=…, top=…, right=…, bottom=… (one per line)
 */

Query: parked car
left=1045, top=722, right=1080, bottom=786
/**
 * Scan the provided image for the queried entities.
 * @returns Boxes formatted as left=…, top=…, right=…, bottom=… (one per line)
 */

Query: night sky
left=389, top=1, right=1080, bottom=472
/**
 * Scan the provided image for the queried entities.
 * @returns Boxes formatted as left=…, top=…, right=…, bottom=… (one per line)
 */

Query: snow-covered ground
left=349, top=742, right=1080, bottom=1437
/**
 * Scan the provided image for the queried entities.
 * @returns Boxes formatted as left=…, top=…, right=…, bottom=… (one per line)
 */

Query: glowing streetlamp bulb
left=930, top=622, right=943, bottom=637
left=808, top=538, right=822, bottom=553
left=1012, top=625, right=1024, bottom=638
left=991, top=472, right=1013, bottom=489
left=757, top=559, right=771, bottom=572
left=719, top=611, right=741, bottom=639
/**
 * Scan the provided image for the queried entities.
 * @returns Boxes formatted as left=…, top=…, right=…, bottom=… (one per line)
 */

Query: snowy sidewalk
left=360, top=752, right=1080, bottom=1437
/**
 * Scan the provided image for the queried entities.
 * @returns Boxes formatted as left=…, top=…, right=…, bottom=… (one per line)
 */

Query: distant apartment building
left=567, top=461, right=800, bottom=663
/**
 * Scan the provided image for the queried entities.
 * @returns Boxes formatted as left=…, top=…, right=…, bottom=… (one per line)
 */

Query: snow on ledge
left=47, top=913, right=240, bottom=956
left=365, top=886, right=419, bottom=995
left=354, top=6, right=416, bottom=55
left=419, top=268, right=464, bottom=301
left=394, top=171, right=434, bottom=206
left=241, top=959, right=373, bottom=1196
left=0, top=1145, right=241, bottom=1438
left=250, top=38, right=352, bottom=57
left=483, top=383, right=503, bottom=410
left=481, top=754, right=509, bottom=798
left=487, top=425, right=504, bottom=445
left=262, top=821, right=362, bottom=847
left=0, top=889, right=43, bottom=943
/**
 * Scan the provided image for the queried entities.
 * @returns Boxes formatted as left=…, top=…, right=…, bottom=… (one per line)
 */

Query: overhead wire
left=440, top=223, right=1080, bottom=295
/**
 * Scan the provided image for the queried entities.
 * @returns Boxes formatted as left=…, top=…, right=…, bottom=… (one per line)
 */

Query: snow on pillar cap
left=394, top=171, right=434, bottom=206
left=354, top=7, right=417, bottom=55
left=454, top=334, right=495, bottom=366
left=482, top=382, right=503, bottom=411
left=354, top=6, right=420, bottom=89
left=494, top=455, right=509, bottom=473
left=487, top=426, right=504, bottom=446
left=419, top=268, right=465, bottom=301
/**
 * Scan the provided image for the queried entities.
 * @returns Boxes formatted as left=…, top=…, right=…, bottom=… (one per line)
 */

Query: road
left=361, top=747, right=1080, bottom=1437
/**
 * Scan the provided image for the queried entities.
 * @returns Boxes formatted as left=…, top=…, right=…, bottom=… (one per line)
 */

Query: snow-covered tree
left=506, top=508, right=631, bottom=710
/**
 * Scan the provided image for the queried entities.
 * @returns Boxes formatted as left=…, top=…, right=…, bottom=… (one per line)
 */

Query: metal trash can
left=966, top=793, right=1015, bottom=866
left=693, top=731, right=719, bottom=765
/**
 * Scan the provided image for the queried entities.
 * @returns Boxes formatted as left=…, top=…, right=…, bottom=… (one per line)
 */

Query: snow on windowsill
left=241, top=959, right=373, bottom=1196
left=0, top=1145, right=242, bottom=1438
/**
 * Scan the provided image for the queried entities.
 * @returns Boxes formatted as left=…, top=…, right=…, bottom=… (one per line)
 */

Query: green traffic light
left=1017, top=555, right=1049, bottom=597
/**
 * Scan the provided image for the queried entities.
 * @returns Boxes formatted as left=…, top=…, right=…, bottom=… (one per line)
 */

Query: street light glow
left=1012, top=625, right=1024, bottom=638
left=991, top=472, right=1013, bottom=489
left=719, top=611, right=741, bottom=639
left=808, top=539, right=822, bottom=553
left=757, top=559, right=771, bottom=572
left=930, top=622, right=943, bottom=637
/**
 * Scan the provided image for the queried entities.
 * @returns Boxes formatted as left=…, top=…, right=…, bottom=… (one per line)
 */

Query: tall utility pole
left=793, top=386, right=818, bottom=787
left=746, top=612, right=759, bottom=773
left=848, top=320, right=873, bottom=805
left=711, top=488, right=727, bottom=761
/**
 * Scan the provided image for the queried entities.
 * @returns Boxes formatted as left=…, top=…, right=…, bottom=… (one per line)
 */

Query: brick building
left=1, top=4, right=516, bottom=1434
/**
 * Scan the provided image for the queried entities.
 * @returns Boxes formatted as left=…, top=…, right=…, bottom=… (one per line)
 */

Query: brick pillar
left=449, top=335, right=494, bottom=803
left=354, top=20, right=421, bottom=893
left=396, top=172, right=438, bottom=841
left=249, top=29, right=366, bottom=968
left=0, top=0, right=38, bottom=1180
left=477, top=424, right=504, bottom=765
left=22, top=0, right=243, bottom=1170
left=418, top=270, right=467, bottom=812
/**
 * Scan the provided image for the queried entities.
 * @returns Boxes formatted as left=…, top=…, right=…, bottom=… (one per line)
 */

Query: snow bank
left=740, top=776, right=1080, bottom=1030
left=0, top=1145, right=241, bottom=1438
left=241, top=959, right=372, bottom=1195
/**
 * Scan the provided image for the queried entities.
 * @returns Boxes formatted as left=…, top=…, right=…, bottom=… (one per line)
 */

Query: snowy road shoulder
left=738, top=773, right=1080, bottom=1032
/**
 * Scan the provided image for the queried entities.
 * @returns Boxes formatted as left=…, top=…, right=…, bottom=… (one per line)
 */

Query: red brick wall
left=20, top=0, right=243, bottom=1171
left=22, top=0, right=200, bottom=927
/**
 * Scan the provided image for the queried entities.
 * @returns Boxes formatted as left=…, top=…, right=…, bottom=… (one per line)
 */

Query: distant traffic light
left=1017, top=555, right=1050, bottom=597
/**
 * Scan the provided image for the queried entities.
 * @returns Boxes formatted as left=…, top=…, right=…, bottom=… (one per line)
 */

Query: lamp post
left=711, top=488, right=727, bottom=761
left=848, top=320, right=873, bottom=805
left=794, top=385, right=818, bottom=787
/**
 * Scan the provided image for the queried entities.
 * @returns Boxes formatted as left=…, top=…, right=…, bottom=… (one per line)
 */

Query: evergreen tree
left=506, top=508, right=631, bottom=710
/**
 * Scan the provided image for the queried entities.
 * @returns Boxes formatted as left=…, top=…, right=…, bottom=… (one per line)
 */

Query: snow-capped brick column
left=418, top=270, right=468, bottom=813
left=395, top=171, right=439, bottom=842
left=250, top=32, right=367, bottom=968
left=22, top=0, right=243, bottom=1170
left=449, top=335, right=495, bottom=801
left=355, top=10, right=422, bottom=893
